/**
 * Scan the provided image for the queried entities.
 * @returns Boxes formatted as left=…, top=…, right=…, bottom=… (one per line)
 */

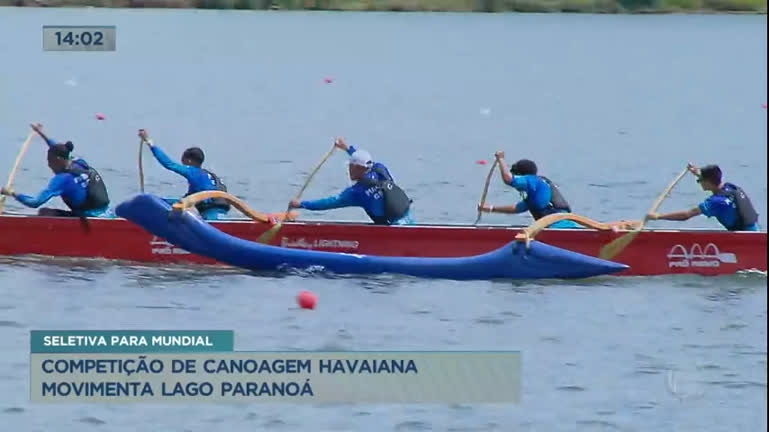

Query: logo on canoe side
left=150, top=236, right=191, bottom=255
left=667, top=243, right=737, bottom=268
left=280, top=237, right=360, bottom=251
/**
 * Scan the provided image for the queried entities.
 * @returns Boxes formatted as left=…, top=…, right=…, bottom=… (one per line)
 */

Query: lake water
left=0, top=7, right=766, bottom=431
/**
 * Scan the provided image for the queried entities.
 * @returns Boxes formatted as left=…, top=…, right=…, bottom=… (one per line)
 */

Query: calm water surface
left=0, top=8, right=766, bottom=431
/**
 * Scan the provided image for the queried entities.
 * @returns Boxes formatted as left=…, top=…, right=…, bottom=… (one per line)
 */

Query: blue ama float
left=115, top=194, right=628, bottom=281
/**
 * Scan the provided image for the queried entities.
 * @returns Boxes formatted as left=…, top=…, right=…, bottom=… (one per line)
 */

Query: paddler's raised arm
left=334, top=137, right=356, bottom=156
left=495, top=151, right=513, bottom=185
left=138, top=129, right=194, bottom=179
left=687, top=162, right=701, bottom=179
left=30, top=123, right=56, bottom=147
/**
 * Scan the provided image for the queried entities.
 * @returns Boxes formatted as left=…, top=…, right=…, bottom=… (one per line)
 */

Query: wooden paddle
left=474, top=158, right=499, bottom=225
left=598, top=167, right=689, bottom=260
left=138, top=136, right=146, bottom=193
left=251, top=143, right=337, bottom=246
left=284, top=142, right=337, bottom=216
left=0, top=131, right=35, bottom=215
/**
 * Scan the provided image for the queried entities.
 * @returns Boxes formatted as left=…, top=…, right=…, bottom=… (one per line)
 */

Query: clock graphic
left=42, top=26, right=116, bottom=52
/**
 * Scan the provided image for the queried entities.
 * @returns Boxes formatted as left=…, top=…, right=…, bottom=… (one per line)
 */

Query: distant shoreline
left=2, top=0, right=766, bottom=14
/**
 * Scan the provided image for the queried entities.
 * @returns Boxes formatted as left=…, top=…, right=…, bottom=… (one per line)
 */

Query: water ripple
left=575, top=419, right=620, bottom=430
left=394, top=420, right=432, bottom=431
left=2, top=407, right=24, bottom=414
left=78, top=417, right=106, bottom=425
left=720, top=322, right=748, bottom=330
left=0, top=321, right=23, bottom=328
left=412, top=309, right=432, bottom=315
left=261, top=418, right=287, bottom=429
left=134, top=304, right=201, bottom=311
left=556, top=385, right=586, bottom=392
left=448, top=424, right=499, bottom=432
left=705, top=380, right=767, bottom=389
left=633, top=402, right=658, bottom=410
left=474, top=316, right=505, bottom=325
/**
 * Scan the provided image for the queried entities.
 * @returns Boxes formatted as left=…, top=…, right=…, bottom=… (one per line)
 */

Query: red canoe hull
left=0, top=214, right=765, bottom=276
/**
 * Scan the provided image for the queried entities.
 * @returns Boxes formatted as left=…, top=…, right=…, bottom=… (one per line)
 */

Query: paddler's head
left=181, top=147, right=204, bottom=167
left=47, top=141, right=74, bottom=173
left=510, top=159, right=537, bottom=176
left=697, top=164, right=723, bottom=192
left=348, top=149, right=373, bottom=181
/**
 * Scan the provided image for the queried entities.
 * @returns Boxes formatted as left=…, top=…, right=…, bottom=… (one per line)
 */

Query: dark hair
left=48, top=141, right=74, bottom=159
left=699, top=165, right=722, bottom=185
left=182, top=147, right=204, bottom=164
left=510, top=159, right=538, bottom=176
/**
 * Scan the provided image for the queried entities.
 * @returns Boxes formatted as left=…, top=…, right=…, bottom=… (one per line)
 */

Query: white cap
left=349, top=150, right=373, bottom=167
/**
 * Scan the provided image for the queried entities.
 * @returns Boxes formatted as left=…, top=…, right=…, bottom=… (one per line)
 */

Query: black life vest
left=358, top=166, right=411, bottom=225
left=715, top=182, right=758, bottom=230
left=187, top=169, right=231, bottom=214
left=527, top=176, right=572, bottom=220
left=62, top=161, right=109, bottom=212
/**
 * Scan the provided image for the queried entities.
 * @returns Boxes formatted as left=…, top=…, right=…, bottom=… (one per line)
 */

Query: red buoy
left=95, top=113, right=105, bottom=120
left=477, top=160, right=488, bottom=165
left=297, top=291, right=317, bottom=310
left=323, top=77, right=333, bottom=84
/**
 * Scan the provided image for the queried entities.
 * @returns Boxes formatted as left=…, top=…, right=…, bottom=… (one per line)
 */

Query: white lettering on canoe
left=667, top=243, right=737, bottom=268
left=280, top=237, right=359, bottom=251
left=150, top=236, right=191, bottom=255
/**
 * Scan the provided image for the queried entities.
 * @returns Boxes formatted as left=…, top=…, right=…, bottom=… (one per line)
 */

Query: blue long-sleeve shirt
left=508, top=174, right=578, bottom=229
left=15, top=173, right=86, bottom=209
left=509, top=175, right=555, bottom=213
left=699, top=189, right=759, bottom=231
left=14, top=136, right=98, bottom=212
left=150, top=144, right=220, bottom=196
left=149, top=143, right=229, bottom=220
left=300, top=166, right=392, bottom=215
left=300, top=145, right=394, bottom=219
left=33, top=134, right=108, bottom=215
left=14, top=171, right=108, bottom=217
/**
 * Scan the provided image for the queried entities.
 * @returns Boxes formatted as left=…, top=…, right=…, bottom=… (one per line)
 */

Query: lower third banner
left=30, top=330, right=520, bottom=403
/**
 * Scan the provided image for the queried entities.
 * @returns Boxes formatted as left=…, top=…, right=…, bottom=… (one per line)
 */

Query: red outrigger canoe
left=0, top=212, right=765, bottom=276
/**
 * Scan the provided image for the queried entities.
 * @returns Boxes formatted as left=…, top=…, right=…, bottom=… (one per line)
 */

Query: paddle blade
left=255, top=210, right=298, bottom=244
left=599, top=229, right=641, bottom=260
left=256, top=223, right=282, bottom=244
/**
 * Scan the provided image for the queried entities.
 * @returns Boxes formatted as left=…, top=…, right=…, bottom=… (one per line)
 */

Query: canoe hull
left=0, top=196, right=765, bottom=276
left=113, top=194, right=628, bottom=280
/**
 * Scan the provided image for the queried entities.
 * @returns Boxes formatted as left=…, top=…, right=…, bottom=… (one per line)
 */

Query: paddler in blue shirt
left=478, top=151, right=579, bottom=228
left=0, top=124, right=110, bottom=217
left=288, top=137, right=414, bottom=225
left=648, top=163, right=760, bottom=231
left=138, top=129, right=230, bottom=220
